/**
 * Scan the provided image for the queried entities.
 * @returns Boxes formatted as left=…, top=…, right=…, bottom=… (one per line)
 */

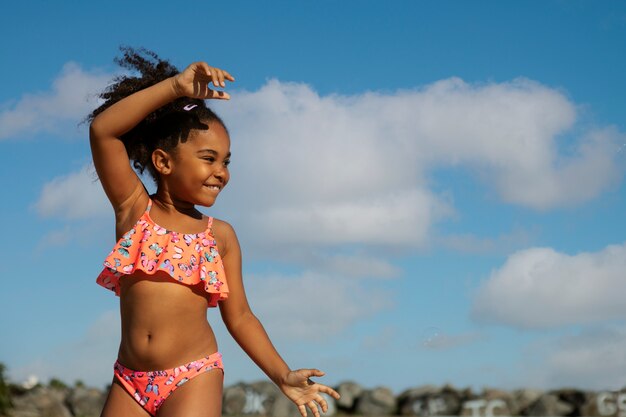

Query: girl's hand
left=171, top=62, right=235, bottom=100
left=280, top=369, right=341, bottom=417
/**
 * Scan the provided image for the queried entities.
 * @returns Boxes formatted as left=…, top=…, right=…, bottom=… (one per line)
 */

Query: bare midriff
left=116, top=270, right=218, bottom=371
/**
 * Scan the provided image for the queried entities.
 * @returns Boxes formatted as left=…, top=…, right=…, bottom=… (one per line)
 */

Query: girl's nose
left=214, top=166, right=227, bottom=182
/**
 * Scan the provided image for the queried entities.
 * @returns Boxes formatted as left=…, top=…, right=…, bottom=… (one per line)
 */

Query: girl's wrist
left=275, top=370, right=291, bottom=388
left=168, top=76, right=183, bottom=99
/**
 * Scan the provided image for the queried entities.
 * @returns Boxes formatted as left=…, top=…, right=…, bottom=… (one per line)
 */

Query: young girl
left=88, top=48, right=339, bottom=417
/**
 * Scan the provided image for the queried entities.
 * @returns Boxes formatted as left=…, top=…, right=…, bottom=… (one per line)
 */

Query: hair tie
left=183, top=104, right=198, bottom=111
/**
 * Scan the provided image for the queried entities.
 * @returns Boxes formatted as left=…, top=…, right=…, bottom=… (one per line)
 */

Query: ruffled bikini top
left=96, top=198, right=228, bottom=307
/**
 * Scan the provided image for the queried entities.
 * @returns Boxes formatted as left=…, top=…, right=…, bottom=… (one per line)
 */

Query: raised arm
left=215, top=220, right=340, bottom=417
left=90, top=77, right=180, bottom=211
left=89, top=62, right=233, bottom=212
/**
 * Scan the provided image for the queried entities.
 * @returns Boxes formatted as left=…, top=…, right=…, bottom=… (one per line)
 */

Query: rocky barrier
left=3, top=381, right=626, bottom=417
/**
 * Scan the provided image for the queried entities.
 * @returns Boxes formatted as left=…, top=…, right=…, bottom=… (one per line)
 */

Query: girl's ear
left=152, top=149, right=173, bottom=175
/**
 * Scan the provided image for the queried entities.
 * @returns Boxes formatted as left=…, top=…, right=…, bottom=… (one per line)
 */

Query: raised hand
left=171, top=62, right=235, bottom=100
left=280, top=369, right=341, bottom=417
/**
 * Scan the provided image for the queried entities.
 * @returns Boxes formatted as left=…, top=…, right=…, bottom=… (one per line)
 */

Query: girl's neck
left=152, top=190, right=202, bottom=218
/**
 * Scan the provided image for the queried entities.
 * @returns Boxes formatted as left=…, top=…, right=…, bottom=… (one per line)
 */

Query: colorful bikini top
left=96, top=198, right=229, bottom=307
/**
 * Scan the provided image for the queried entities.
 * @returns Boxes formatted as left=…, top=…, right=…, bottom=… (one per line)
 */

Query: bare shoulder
left=210, top=218, right=240, bottom=257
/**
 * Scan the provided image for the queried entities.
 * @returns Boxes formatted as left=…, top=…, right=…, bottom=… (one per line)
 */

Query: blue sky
left=1, top=1, right=626, bottom=393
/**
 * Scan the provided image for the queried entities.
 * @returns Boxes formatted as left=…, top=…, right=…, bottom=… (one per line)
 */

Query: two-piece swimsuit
left=96, top=198, right=229, bottom=415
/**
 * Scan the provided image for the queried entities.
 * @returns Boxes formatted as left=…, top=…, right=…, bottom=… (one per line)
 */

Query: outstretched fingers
left=288, top=368, right=341, bottom=417
left=303, top=388, right=337, bottom=417
left=316, top=383, right=340, bottom=400
left=315, top=394, right=328, bottom=413
left=298, top=400, right=322, bottom=417
left=308, top=400, right=321, bottom=417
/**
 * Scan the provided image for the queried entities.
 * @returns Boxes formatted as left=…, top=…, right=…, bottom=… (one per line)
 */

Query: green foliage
left=48, top=378, right=67, bottom=390
left=74, top=380, right=86, bottom=388
left=0, top=363, right=13, bottom=416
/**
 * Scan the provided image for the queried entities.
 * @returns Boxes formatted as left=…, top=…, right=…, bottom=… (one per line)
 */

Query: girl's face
left=165, top=121, right=231, bottom=207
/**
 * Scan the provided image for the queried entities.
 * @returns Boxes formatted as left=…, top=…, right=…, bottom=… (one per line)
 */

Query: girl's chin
left=197, top=195, right=218, bottom=207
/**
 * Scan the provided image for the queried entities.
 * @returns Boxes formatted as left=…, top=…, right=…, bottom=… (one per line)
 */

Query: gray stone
left=526, top=393, right=574, bottom=416
left=458, top=388, right=511, bottom=417
left=551, top=388, right=588, bottom=416
left=66, top=386, right=106, bottom=417
left=355, top=386, right=396, bottom=416
left=510, top=388, right=544, bottom=415
left=399, top=385, right=441, bottom=399
left=335, top=381, right=363, bottom=412
left=398, top=384, right=465, bottom=416
left=222, top=381, right=306, bottom=417
left=247, top=381, right=281, bottom=416
left=223, top=383, right=248, bottom=415
left=223, top=382, right=277, bottom=415
left=461, top=398, right=510, bottom=417
left=581, top=390, right=624, bottom=417
left=9, top=387, right=72, bottom=417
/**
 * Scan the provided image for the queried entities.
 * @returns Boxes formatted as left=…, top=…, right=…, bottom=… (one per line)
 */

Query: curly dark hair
left=87, top=46, right=228, bottom=183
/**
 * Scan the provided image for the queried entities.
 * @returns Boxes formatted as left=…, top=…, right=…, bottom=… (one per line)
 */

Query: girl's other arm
left=216, top=221, right=339, bottom=417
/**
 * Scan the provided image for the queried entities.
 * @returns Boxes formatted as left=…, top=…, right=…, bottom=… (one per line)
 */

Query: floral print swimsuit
left=97, top=197, right=229, bottom=306
left=97, top=198, right=228, bottom=415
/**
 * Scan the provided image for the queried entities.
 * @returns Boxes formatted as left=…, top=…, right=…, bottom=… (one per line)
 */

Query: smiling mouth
left=205, top=185, right=222, bottom=191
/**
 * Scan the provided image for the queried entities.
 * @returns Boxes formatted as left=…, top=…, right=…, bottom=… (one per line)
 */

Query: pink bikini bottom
left=113, top=352, right=224, bottom=416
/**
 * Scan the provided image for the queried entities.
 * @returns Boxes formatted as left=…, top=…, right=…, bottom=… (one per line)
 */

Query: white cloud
left=320, top=254, right=400, bottom=279
left=246, top=271, right=391, bottom=341
left=32, top=75, right=624, bottom=251
left=517, top=326, right=626, bottom=390
left=471, top=242, right=626, bottom=329
left=0, top=62, right=111, bottom=140
left=34, top=165, right=110, bottom=219
left=237, top=189, right=450, bottom=248
left=216, top=78, right=623, bottom=227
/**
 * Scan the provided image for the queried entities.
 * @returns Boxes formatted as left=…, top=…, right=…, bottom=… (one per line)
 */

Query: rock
left=223, top=381, right=304, bottom=417
left=66, top=386, right=106, bottom=417
left=510, top=388, right=544, bottom=415
left=9, top=387, right=72, bottom=417
left=246, top=381, right=282, bottom=416
left=355, top=386, right=396, bottom=415
left=223, top=382, right=276, bottom=415
left=480, top=388, right=511, bottom=401
left=335, top=381, right=363, bottom=412
left=581, top=390, right=625, bottom=417
left=397, top=385, right=440, bottom=415
left=458, top=388, right=512, bottom=417
left=551, top=388, right=588, bottom=416
left=398, top=384, right=465, bottom=416
left=399, top=385, right=441, bottom=398
left=525, top=393, right=573, bottom=416
left=223, top=383, right=248, bottom=415
left=461, top=399, right=510, bottom=417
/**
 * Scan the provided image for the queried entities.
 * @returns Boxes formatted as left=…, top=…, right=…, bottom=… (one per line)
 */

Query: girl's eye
left=224, top=160, right=231, bottom=167
left=203, top=157, right=216, bottom=163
